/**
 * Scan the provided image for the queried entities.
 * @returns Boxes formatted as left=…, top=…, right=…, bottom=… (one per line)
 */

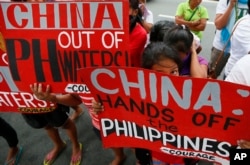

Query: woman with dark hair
left=149, top=20, right=176, bottom=42
left=129, top=0, right=147, bottom=67
left=148, top=24, right=208, bottom=165
left=135, top=42, right=182, bottom=165
left=141, top=42, right=182, bottom=73
left=164, top=24, right=208, bottom=78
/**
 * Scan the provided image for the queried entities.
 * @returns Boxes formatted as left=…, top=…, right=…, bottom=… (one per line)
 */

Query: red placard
left=0, top=0, right=129, bottom=112
left=78, top=67, right=250, bottom=165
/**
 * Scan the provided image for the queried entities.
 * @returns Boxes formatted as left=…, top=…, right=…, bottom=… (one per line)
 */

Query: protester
left=138, top=0, right=153, bottom=46
left=106, top=0, right=146, bottom=163
left=164, top=24, right=208, bottom=78
left=149, top=20, right=176, bottom=42
left=129, top=0, right=147, bottom=67
left=79, top=1, right=147, bottom=164
left=225, top=54, right=250, bottom=151
left=175, top=0, right=209, bottom=40
left=224, top=0, right=250, bottom=77
left=7, top=1, right=83, bottom=164
left=11, top=0, right=84, bottom=123
left=142, top=24, right=209, bottom=165
left=0, top=117, right=23, bottom=165
left=92, top=42, right=182, bottom=165
left=139, top=0, right=153, bottom=33
left=24, top=86, right=83, bottom=165
left=127, top=23, right=207, bottom=165
left=0, top=4, right=22, bottom=165
left=135, top=21, right=177, bottom=164
left=88, top=0, right=146, bottom=162
left=29, top=0, right=146, bottom=164
left=225, top=53, right=250, bottom=86
left=208, top=0, right=248, bottom=79
left=140, top=42, right=182, bottom=165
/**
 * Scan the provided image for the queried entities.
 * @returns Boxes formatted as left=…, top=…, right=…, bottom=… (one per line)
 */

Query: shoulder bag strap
left=188, top=6, right=199, bottom=21
left=213, top=17, right=246, bottom=68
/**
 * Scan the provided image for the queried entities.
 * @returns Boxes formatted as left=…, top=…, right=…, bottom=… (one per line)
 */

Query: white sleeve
left=144, top=8, right=154, bottom=24
left=225, top=55, right=250, bottom=86
left=216, top=0, right=228, bottom=14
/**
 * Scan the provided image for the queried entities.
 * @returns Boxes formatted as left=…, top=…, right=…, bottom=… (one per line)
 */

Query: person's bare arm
left=214, top=0, right=237, bottom=29
left=190, top=18, right=207, bottom=31
left=141, top=20, right=153, bottom=33
left=175, top=16, right=200, bottom=28
left=92, top=99, right=104, bottom=115
left=190, top=41, right=208, bottom=78
left=139, top=3, right=153, bottom=33
left=30, top=83, right=82, bottom=106
left=238, top=140, right=250, bottom=149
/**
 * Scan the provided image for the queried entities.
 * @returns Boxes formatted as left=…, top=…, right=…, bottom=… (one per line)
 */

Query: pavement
left=0, top=104, right=213, bottom=165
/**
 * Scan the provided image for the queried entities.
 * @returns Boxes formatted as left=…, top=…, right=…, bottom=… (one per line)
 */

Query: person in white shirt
left=225, top=53, right=250, bottom=150
left=224, top=12, right=250, bottom=77
left=208, top=0, right=248, bottom=79
left=225, top=53, right=250, bottom=86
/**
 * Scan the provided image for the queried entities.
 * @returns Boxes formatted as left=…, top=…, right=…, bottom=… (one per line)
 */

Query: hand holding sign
left=30, top=83, right=82, bottom=107
left=92, top=99, right=104, bottom=115
left=237, top=140, right=250, bottom=149
left=30, top=83, right=53, bottom=102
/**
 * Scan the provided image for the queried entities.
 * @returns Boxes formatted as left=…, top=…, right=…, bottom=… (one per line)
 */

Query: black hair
left=150, top=20, right=176, bottom=42
left=129, top=0, right=143, bottom=33
left=141, top=42, right=182, bottom=71
left=163, top=25, right=193, bottom=54
left=130, top=0, right=139, bottom=10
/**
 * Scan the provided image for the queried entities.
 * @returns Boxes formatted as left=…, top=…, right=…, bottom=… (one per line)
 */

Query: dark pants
left=135, top=148, right=152, bottom=165
left=0, top=117, right=18, bottom=148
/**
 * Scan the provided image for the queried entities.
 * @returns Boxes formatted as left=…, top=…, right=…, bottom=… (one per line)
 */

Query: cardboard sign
left=0, top=0, right=129, bottom=112
left=78, top=67, right=250, bottom=165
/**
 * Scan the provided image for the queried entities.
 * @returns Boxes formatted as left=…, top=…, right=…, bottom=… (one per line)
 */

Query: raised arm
left=30, top=83, right=82, bottom=106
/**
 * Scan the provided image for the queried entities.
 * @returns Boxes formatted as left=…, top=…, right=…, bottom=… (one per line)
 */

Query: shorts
left=22, top=104, right=69, bottom=128
left=0, top=117, right=18, bottom=147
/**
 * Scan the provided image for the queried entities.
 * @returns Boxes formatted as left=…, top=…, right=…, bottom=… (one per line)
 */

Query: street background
left=1, top=0, right=219, bottom=164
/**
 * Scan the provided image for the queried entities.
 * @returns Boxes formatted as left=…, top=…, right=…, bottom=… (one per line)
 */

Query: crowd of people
left=1, top=0, right=250, bottom=165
